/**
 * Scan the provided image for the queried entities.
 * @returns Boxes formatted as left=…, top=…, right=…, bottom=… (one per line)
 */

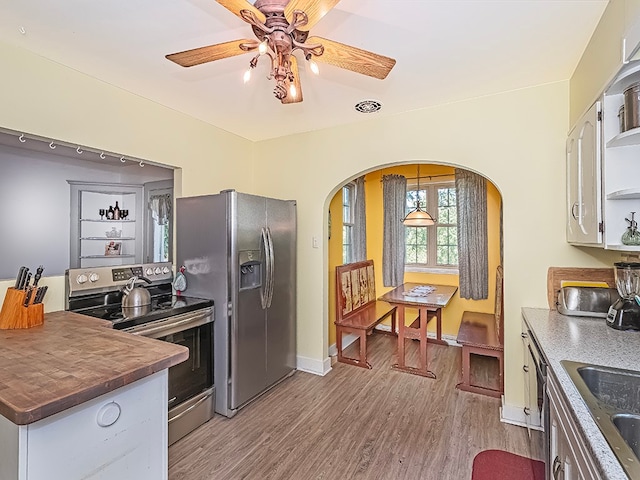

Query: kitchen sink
left=576, top=363, right=640, bottom=413
left=562, top=360, right=640, bottom=479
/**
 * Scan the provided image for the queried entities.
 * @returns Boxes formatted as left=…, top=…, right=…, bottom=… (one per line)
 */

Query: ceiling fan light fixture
left=165, top=0, right=397, bottom=104
left=243, top=67, right=252, bottom=83
left=306, top=54, right=319, bottom=75
left=258, top=39, right=269, bottom=55
left=355, top=99, right=382, bottom=114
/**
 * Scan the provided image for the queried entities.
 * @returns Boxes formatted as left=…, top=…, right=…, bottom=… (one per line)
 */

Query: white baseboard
left=297, top=355, right=332, bottom=376
left=328, top=333, right=359, bottom=357
left=500, top=396, right=529, bottom=428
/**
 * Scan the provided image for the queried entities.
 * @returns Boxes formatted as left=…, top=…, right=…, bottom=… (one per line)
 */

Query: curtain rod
left=380, top=173, right=454, bottom=182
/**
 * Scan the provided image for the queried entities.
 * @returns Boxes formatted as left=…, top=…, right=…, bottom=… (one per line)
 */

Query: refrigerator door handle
left=266, top=227, right=275, bottom=308
left=260, top=227, right=270, bottom=310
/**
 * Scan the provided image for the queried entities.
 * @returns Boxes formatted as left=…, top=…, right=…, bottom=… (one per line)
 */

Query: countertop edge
left=522, top=307, right=630, bottom=480
left=3, top=348, right=188, bottom=425
left=0, top=311, right=190, bottom=426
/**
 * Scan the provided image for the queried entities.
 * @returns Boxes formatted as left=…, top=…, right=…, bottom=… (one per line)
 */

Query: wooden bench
left=335, top=260, right=397, bottom=369
left=456, top=265, right=504, bottom=398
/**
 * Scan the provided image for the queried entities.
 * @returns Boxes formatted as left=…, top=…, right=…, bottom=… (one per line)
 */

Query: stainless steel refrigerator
left=176, top=190, right=296, bottom=418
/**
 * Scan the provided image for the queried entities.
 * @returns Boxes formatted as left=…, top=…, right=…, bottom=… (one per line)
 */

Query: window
left=405, top=180, right=458, bottom=270
left=145, top=180, right=173, bottom=264
left=342, top=183, right=355, bottom=263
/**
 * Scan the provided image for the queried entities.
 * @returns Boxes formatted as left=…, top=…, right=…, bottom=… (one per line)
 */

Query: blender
left=607, top=262, right=640, bottom=330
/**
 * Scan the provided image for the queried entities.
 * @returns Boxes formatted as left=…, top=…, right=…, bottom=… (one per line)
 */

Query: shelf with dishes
left=80, top=237, right=136, bottom=241
left=69, top=181, right=144, bottom=268
left=80, top=219, right=136, bottom=223
left=80, top=254, right=136, bottom=259
left=599, top=58, right=640, bottom=250
left=606, top=188, right=640, bottom=200
left=607, top=61, right=640, bottom=95
left=605, top=126, right=640, bottom=147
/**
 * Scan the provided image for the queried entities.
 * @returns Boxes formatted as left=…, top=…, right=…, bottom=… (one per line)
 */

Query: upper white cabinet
left=601, top=62, right=640, bottom=251
left=566, top=101, right=602, bottom=245
left=567, top=59, right=640, bottom=251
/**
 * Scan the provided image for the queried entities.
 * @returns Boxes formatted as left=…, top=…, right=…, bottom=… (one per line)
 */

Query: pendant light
left=403, top=165, right=436, bottom=226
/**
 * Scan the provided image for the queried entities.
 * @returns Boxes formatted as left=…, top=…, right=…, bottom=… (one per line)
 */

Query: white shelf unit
left=602, top=61, right=640, bottom=250
left=69, top=182, right=144, bottom=268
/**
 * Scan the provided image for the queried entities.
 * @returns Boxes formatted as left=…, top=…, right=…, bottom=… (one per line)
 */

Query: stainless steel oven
left=65, top=262, right=215, bottom=446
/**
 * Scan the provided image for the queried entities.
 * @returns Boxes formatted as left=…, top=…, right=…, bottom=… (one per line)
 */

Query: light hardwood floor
left=168, top=334, right=543, bottom=480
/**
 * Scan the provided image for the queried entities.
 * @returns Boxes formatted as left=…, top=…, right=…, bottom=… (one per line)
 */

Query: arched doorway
left=325, top=162, right=503, bottom=379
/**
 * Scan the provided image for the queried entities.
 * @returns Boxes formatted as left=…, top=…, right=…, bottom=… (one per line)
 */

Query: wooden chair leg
left=461, top=346, right=471, bottom=388
left=336, top=325, right=345, bottom=363
left=358, top=330, right=370, bottom=368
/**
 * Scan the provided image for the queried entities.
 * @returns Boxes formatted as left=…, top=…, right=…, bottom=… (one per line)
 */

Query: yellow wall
left=251, top=80, right=620, bottom=413
left=327, top=164, right=502, bottom=348
left=327, top=191, right=344, bottom=347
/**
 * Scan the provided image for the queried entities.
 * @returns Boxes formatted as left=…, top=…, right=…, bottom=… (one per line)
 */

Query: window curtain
left=382, top=174, right=407, bottom=287
left=149, top=194, right=172, bottom=226
left=353, top=176, right=367, bottom=262
left=455, top=168, right=488, bottom=299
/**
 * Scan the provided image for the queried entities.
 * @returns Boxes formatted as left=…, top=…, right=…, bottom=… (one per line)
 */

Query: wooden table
left=378, top=283, right=457, bottom=378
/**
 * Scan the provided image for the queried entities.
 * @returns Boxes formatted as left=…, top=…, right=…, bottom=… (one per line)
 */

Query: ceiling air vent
left=354, top=100, right=382, bottom=114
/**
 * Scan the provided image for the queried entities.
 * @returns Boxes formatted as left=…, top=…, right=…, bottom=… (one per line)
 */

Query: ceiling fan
left=165, top=0, right=396, bottom=104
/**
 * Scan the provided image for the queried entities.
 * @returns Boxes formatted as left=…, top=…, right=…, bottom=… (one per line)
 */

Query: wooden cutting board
left=547, top=267, right=616, bottom=310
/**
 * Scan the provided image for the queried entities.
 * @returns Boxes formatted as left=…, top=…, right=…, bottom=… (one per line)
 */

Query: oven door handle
left=168, top=388, right=214, bottom=424
left=125, top=308, right=213, bottom=338
left=527, top=343, right=546, bottom=379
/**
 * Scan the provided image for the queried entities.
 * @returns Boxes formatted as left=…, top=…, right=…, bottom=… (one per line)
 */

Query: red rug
left=472, top=449, right=545, bottom=480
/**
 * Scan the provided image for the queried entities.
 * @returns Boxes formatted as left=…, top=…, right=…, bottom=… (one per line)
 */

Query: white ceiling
left=0, top=0, right=608, bottom=142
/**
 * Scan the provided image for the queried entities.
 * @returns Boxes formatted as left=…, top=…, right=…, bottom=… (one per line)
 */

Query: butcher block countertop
left=0, top=310, right=188, bottom=425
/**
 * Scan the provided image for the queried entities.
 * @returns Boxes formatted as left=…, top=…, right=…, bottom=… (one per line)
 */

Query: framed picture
left=105, top=241, right=122, bottom=256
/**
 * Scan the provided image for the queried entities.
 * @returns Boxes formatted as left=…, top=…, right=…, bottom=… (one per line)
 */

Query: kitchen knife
left=39, top=286, right=48, bottom=304
left=14, top=266, right=26, bottom=289
left=23, top=288, right=33, bottom=306
left=23, top=272, right=32, bottom=290
left=33, top=265, right=44, bottom=287
left=17, top=268, right=29, bottom=290
left=34, top=286, right=48, bottom=304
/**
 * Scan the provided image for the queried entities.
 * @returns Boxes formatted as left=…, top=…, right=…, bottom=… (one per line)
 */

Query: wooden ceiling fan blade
left=285, top=0, right=341, bottom=31
left=282, top=55, right=303, bottom=104
left=166, top=39, right=255, bottom=67
left=216, top=0, right=265, bottom=24
left=307, top=36, right=396, bottom=80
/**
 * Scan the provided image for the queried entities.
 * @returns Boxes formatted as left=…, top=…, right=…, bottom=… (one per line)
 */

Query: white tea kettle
left=121, top=276, right=152, bottom=308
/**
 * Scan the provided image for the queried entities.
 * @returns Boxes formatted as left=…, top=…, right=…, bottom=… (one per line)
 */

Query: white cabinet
left=601, top=61, right=640, bottom=251
left=69, top=181, right=144, bottom=268
left=567, top=60, right=640, bottom=251
left=566, top=101, right=603, bottom=245
left=521, top=320, right=543, bottom=432
left=0, top=371, right=168, bottom=480
left=548, top=373, right=601, bottom=480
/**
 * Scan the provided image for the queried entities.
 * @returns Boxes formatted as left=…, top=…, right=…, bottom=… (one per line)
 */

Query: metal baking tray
left=557, top=286, right=620, bottom=318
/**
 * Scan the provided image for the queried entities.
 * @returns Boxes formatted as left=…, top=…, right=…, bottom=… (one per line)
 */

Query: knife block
left=0, top=288, right=44, bottom=329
